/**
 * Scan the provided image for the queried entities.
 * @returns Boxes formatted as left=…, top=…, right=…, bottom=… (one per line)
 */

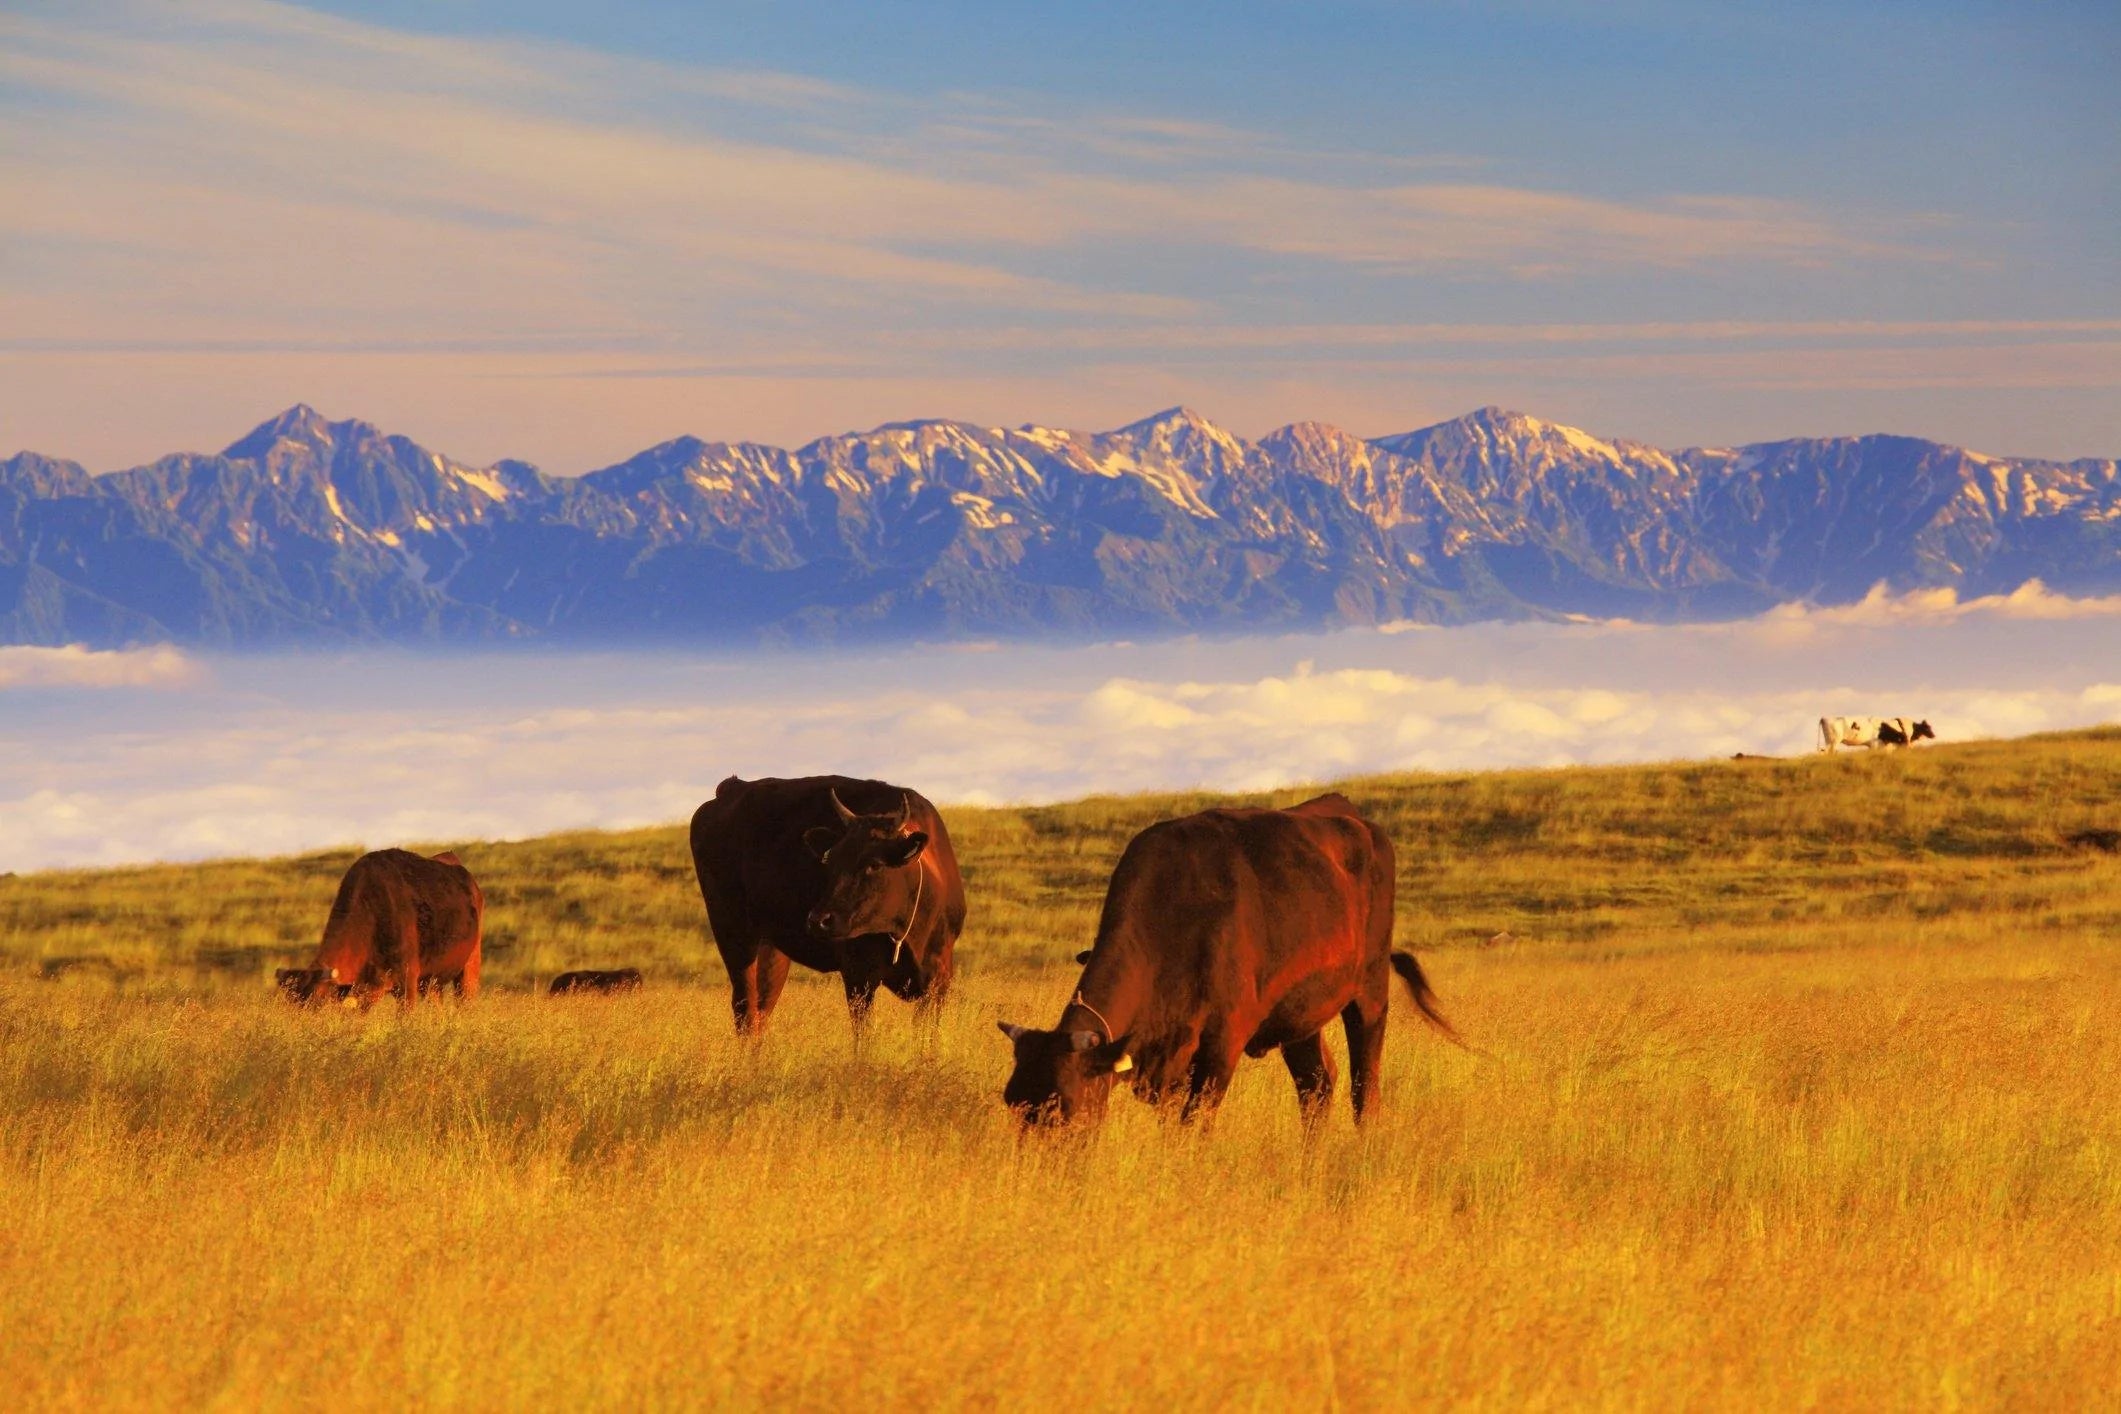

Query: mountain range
left=3, top=404, right=2115, bottom=648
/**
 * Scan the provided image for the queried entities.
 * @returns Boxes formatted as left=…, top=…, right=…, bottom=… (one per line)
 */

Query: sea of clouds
left=3, top=582, right=2119, bottom=872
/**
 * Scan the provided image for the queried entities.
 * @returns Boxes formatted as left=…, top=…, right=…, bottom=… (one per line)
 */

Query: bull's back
left=1101, top=797, right=1382, bottom=990
left=319, top=849, right=480, bottom=978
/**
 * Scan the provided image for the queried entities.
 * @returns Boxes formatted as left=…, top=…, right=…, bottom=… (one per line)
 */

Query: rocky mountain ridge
left=3, top=403, right=2115, bottom=647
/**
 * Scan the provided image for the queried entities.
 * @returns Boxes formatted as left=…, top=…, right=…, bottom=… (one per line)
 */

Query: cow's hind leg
left=1342, top=998, right=1388, bottom=1123
left=722, top=942, right=770, bottom=1036
left=753, top=945, right=790, bottom=1023
left=1281, top=1032, right=1338, bottom=1129
left=454, top=942, right=482, bottom=1000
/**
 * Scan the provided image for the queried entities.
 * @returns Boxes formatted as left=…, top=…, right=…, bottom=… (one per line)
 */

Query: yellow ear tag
left=1112, top=1054, right=1134, bottom=1074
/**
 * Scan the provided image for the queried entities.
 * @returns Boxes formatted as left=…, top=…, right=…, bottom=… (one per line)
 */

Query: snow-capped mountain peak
left=2, top=403, right=2113, bottom=647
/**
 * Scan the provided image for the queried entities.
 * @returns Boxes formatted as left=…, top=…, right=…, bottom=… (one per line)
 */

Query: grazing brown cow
left=549, top=968, right=643, bottom=995
left=309, top=849, right=483, bottom=1007
left=690, top=775, right=967, bottom=1034
left=274, top=966, right=337, bottom=1003
left=998, top=793, right=1459, bottom=1127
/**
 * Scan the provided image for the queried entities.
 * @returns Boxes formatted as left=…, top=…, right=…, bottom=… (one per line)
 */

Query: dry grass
left=2, top=729, right=2119, bottom=1409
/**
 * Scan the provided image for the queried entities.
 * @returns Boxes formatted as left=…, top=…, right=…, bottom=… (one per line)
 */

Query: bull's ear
left=802, top=825, right=837, bottom=859
left=997, top=1020, right=1031, bottom=1043
left=881, top=831, right=928, bottom=867
left=1090, top=1034, right=1134, bottom=1076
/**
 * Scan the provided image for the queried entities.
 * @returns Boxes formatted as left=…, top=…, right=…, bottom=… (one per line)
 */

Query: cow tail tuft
left=1391, top=950, right=1470, bottom=1050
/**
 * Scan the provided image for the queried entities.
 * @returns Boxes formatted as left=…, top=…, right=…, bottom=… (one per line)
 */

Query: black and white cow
left=1818, top=716, right=1935, bottom=752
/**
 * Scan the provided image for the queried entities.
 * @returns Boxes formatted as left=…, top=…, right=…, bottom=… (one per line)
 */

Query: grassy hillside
left=2, top=730, right=2119, bottom=1407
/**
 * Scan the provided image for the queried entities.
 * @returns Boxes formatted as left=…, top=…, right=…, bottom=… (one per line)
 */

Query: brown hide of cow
left=689, top=775, right=968, bottom=1034
left=312, top=849, right=484, bottom=1007
left=1000, top=793, right=1457, bottom=1128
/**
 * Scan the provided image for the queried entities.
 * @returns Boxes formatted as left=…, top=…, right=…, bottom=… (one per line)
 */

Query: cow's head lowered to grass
left=996, top=1022, right=1134, bottom=1127
left=804, top=789, right=930, bottom=950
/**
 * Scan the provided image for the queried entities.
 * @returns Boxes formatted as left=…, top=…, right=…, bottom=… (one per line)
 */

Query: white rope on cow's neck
left=1071, top=990, right=1114, bottom=1043
left=888, top=856, right=926, bottom=966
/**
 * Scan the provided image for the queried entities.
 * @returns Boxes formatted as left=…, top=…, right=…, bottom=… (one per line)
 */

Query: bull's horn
left=997, top=1021, right=1030, bottom=1042
left=895, top=790, right=913, bottom=827
left=828, top=787, right=858, bottom=825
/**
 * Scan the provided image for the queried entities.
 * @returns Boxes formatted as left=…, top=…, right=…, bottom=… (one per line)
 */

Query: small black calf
left=549, top=968, right=644, bottom=995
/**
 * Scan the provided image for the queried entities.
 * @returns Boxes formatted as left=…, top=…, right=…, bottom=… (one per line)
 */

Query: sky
left=6, top=585, right=2121, bottom=871
left=3, top=0, right=2117, bottom=475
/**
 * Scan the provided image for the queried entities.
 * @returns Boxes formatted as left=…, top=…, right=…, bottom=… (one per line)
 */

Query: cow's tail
left=1390, top=950, right=1471, bottom=1051
left=1817, top=717, right=1832, bottom=753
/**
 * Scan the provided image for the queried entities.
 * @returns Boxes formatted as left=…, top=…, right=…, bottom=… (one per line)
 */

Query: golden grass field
left=3, top=729, right=2119, bottom=1409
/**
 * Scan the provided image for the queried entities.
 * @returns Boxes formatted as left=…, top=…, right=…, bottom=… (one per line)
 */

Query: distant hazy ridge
left=3, top=404, right=2115, bottom=647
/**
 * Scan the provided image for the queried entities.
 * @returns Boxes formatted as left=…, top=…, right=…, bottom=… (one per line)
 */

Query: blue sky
left=3, top=0, right=2115, bottom=472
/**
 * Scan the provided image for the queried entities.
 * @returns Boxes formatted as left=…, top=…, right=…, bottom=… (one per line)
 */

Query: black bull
left=689, top=774, right=967, bottom=1033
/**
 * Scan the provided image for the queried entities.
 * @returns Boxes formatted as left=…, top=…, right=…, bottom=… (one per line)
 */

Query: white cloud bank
left=3, top=592, right=2119, bottom=871
left=1757, top=580, right=2121, bottom=631
left=0, top=644, right=200, bottom=690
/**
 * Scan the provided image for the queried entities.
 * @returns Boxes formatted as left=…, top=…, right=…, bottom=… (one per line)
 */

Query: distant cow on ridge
left=302, top=849, right=484, bottom=1007
left=1819, top=716, right=1934, bottom=752
left=690, top=775, right=966, bottom=1034
left=997, top=793, right=1460, bottom=1129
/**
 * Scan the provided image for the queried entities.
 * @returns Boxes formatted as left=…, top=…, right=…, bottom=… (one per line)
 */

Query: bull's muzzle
left=806, top=907, right=842, bottom=940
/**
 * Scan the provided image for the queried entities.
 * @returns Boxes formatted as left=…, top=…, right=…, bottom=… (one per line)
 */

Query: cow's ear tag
left=1112, top=1054, right=1134, bottom=1074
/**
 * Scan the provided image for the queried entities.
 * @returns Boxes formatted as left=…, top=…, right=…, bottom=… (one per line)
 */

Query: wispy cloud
left=0, top=645, right=201, bottom=691
left=0, top=0, right=1963, bottom=358
left=2, top=0, right=2107, bottom=472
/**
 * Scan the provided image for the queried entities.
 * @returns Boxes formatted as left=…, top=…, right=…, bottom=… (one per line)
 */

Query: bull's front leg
left=914, top=939, right=956, bottom=1014
left=1181, top=1027, right=1240, bottom=1124
left=1280, top=1032, right=1338, bottom=1129
left=839, top=965, right=882, bottom=1036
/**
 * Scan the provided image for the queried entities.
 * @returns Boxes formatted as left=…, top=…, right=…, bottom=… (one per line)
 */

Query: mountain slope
left=2, top=404, right=2114, bottom=647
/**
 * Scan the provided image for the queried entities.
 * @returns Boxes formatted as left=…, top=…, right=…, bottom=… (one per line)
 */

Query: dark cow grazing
left=310, top=849, right=483, bottom=1007
left=274, top=966, right=339, bottom=1004
left=550, top=968, right=643, bottom=995
left=998, top=793, right=1460, bottom=1129
left=690, top=775, right=967, bottom=1034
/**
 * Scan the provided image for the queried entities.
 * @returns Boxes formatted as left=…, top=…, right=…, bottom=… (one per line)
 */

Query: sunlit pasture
left=2, top=731, right=2119, bottom=1408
